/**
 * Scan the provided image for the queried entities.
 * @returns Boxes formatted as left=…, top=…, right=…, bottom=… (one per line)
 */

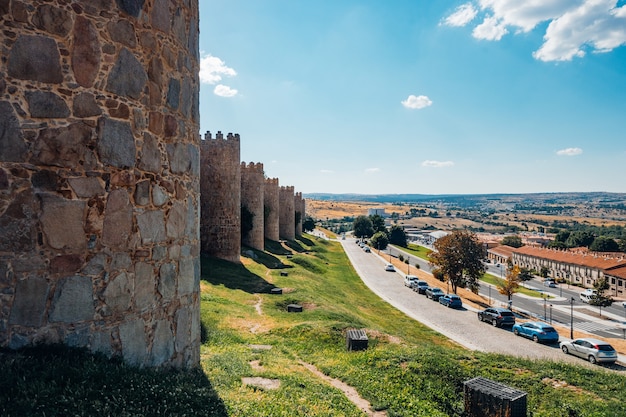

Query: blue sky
left=198, top=1, right=626, bottom=195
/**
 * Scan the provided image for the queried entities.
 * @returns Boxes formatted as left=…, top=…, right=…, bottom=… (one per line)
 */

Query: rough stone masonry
left=0, top=0, right=201, bottom=368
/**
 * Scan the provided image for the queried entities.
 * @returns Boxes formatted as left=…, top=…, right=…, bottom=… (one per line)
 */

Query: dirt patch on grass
left=367, top=329, right=403, bottom=345
left=242, top=376, right=281, bottom=390
left=542, top=377, right=601, bottom=400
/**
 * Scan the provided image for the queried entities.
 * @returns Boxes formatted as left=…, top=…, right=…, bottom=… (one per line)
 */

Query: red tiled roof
left=512, top=245, right=626, bottom=270
left=488, top=245, right=515, bottom=258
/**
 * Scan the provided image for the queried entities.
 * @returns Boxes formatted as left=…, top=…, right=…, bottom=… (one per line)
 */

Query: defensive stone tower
left=294, top=192, right=304, bottom=236
left=200, top=131, right=241, bottom=263
left=279, top=186, right=295, bottom=240
left=241, top=162, right=265, bottom=251
left=0, top=0, right=201, bottom=368
left=264, top=178, right=280, bottom=241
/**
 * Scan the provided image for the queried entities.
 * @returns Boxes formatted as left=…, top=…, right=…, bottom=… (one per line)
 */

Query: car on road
left=543, top=280, right=556, bottom=288
left=579, top=289, right=597, bottom=303
left=385, top=264, right=395, bottom=272
left=512, top=321, right=559, bottom=343
left=404, top=275, right=419, bottom=288
left=477, top=307, right=516, bottom=327
left=439, top=294, right=462, bottom=308
left=363, top=247, right=371, bottom=253
left=560, top=338, right=617, bottom=364
left=412, top=280, right=430, bottom=294
left=425, top=287, right=445, bottom=301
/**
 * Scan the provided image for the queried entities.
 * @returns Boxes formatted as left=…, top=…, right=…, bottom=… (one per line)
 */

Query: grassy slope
left=201, top=235, right=626, bottom=417
left=2, top=235, right=624, bottom=416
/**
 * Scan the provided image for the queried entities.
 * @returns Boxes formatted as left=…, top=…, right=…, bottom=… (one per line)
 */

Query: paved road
left=342, top=238, right=625, bottom=371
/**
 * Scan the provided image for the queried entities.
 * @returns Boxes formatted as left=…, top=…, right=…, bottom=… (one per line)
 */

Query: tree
left=428, top=230, right=486, bottom=294
left=496, top=265, right=521, bottom=301
left=370, top=214, right=386, bottom=234
left=501, top=235, right=523, bottom=248
left=589, top=277, right=614, bottom=317
left=540, top=266, right=550, bottom=279
left=590, top=236, right=620, bottom=252
left=565, top=231, right=595, bottom=248
left=388, top=225, right=407, bottom=247
left=302, top=216, right=315, bottom=232
left=370, top=231, right=389, bottom=251
left=518, top=267, right=533, bottom=281
left=241, top=205, right=254, bottom=240
left=353, top=215, right=374, bottom=238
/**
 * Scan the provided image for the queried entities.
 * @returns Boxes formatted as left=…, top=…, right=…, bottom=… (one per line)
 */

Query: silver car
left=560, top=338, right=618, bottom=364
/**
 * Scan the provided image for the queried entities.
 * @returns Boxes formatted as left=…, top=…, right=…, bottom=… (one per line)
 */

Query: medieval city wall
left=294, top=192, right=304, bottom=236
left=199, top=132, right=241, bottom=263
left=241, top=162, right=265, bottom=251
left=279, top=186, right=295, bottom=240
left=264, top=178, right=280, bottom=241
left=0, top=0, right=201, bottom=368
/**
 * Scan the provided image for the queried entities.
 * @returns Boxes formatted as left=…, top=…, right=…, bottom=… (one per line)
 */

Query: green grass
left=395, top=243, right=432, bottom=260
left=480, top=273, right=551, bottom=298
left=3, top=234, right=624, bottom=416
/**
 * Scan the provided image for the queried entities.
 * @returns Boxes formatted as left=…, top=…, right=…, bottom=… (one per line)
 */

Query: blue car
left=439, top=294, right=462, bottom=308
left=512, top=321, right=559, bottom=343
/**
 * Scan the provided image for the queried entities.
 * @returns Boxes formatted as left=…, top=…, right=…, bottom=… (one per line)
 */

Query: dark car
left=439, top=294, right=462, bottom=308
left=425, top=287, right=445, bottom=301
left=477, top=307, right=515, bottom=327
left=512, top=321, right=559, bottom=343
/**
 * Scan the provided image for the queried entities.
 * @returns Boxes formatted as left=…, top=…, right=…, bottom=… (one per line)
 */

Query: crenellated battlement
left=241, top=161, right=265, bottom=174
left=266, top=177, right=279, bottom=186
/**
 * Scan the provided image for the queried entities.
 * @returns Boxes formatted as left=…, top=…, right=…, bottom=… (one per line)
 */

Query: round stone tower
left=0, top=0, right=201, bottom=368
left=241, top=162, right=265, bottom=251
left=264, top=178, right=280, bottom=241
left=279, top=186, right=295, bottom=240
left=294, top=192, right=304, bottom=236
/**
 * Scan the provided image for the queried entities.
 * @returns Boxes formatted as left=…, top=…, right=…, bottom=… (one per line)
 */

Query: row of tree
left=352, top=215, right=408, bottom=250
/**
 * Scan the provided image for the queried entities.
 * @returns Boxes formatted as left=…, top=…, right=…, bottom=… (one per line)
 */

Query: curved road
left=341, top=238, right=624, bottom=371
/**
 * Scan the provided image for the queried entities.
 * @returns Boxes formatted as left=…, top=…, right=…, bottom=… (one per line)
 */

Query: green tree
left=428, top=230, right=486, bottom=294
left=590, top=236, right=620, bottom=252
left=496, top=265, right=521, bottom=301
left=540, top=266, right=550, bottom=279
left=388, top=225, right=407, bottom=247
left=353, top=215, right=374, bottom=238
left=241, top=205, right=254, bottom=240
left=370, top=231, right=389, bottom=251
left=589, top=277, right=614, bottom=317
left=518, top=267, right=533, bottom=281
left=566, top=230, right=595, bottom=248
left=302, top=216, right=315, bottom=232
left=370, top=214, right=386, bottom=234
left=501, top=235, right=523, bottom=248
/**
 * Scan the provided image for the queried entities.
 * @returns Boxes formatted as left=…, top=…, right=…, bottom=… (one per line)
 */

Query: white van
left=579, top=289, right=597, bottom=303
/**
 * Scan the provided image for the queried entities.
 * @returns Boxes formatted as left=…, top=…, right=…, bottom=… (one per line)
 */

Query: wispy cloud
left=442, top=3, right=477, bottom=27
left=365, top=168, right=381, bottom=173
left=214, top=85, right=238, bottom=97
left=556, top=147, right=583, bottom=156
left=401, top=95, right=433, bottom=109
left=199, top=54, right=238, bottom=96
left=422, top=160, right=454, bottom=168
left=442, top=1, right=626, bottom=61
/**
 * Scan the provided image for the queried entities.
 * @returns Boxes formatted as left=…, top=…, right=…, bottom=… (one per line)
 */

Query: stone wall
left=294, top=192, right=304, bottom=236
left=199, top=132, right=241, bottom=263
left=264, top=178, right=280, bottom=241
left=240, top=162, right=264, bottom=251
left=279, top=186, right=295, bottom=240
left=0, top=0, right=201, bottom=368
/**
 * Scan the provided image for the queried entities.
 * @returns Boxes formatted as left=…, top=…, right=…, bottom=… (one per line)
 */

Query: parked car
left=560, top=338, right=617, bottom=364
left=385, top=264, right=395, bottom=272
left=543, top=280, right=556, bottom=288
left=404, top=275, right=419, bottom=287
left=477, top=307, right=516, bottom=327
left=363, top=247, right=371, bottom=253
left=425, top=287, right=445, bottom=301
left=439, top=294, right=462, bottom=308
left=579, top=289, right=597, bottom=303
left=412, top=280, right=430, bottom=294
left=512, top=321, right=559, bottom=343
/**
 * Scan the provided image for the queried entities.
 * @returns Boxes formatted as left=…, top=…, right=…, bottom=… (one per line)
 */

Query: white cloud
left=401, top=95, right=433, bottom=109
left=365, top=168, right=380, bottom=173
left=447, top=0, right=626, bottom=61
left=214, top=84, right=238, bottom=97
left=199, top=54, right=237, bottom=84
left=421, top=160, right=455, bottom=168
left=556, top=147, right=583, bottom=156
left=442, top=3, right=478, bottom=27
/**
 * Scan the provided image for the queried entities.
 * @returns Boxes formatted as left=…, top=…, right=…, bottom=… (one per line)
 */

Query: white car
left=543, top=280, right=556, bottom=288
left=560, top=338, right=617, bottom=364
left=404, top=275, right=419, bottom=287
left=580, top=289, right=597, bottom=303
left=385, top=264, right=395, bottom=272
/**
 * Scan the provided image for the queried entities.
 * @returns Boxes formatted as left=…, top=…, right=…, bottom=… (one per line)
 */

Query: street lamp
left=570, top=297, right=575, bottom=339
left=543, top=295, right=547, bottom=321
left=549, top=304, right=553, bottom=324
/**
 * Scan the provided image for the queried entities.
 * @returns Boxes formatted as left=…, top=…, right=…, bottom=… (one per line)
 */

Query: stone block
left=0, top=101, right=28, bottom=162
left=152, top=184, right=169, bottom=206
left=138, top=132, right=162, bottom=173
left=103, top=271, right=132, bottom=315
left=50, top=275, right=94, bottom=323
left=102, top=189, right=133, bottom=249
left=178, top=257, right=195, bottom=295
left=40, top=194, right=86, bottom=250
left=150, top=319, right=174, bottom=366
left=97, top=117, right=136, bottom=169
left=8, top=276, right=49, bottom=327
left=26, top=91, right=70, bottom=118
left=134, top=180, right=150, bottom=206
left=72, top=16, right=100, bottom=88
left=68, top=177, right=104, bottom=198
left=33, top=5, right=72, bottom=37
left=166, top=201, right=186, bottom=239
left=137, top=210, right=166, bottom=244
left=8, top=35, right=63, bottom=84
left=31, top=122, right=93, bottom=169
left=158, top=262, right=176, bottom=300
left=175, top=307, right=190, bottom=353
left=119, top=319, right=147, bottom=367
left=73, top=92, right=102, bottom=117
left=105, top=48, right=147, bottom=99
left=134, top=262, right=155, bottom=311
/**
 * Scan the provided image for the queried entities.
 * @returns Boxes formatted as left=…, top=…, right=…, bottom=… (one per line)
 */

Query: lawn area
left=480, top=273, right=550, bottom=298
left=395, top=243, right=432, bottom=260
left=2, top=234, right=624, bottom=416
